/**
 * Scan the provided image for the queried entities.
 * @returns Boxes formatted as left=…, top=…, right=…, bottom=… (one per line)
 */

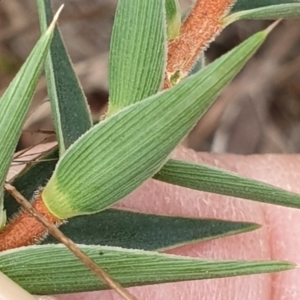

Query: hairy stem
left=164, top=0, right=236, bottom=88
left=0, top=190, right=62, bottom=251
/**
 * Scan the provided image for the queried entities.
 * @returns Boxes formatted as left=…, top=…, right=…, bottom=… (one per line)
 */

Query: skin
left=56, top=146, right=300, bottom=300
left=7, top=144, right=300, bottom=299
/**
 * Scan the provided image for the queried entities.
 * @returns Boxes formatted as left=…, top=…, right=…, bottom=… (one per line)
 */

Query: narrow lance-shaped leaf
left=155, top=159, right=300, bottom=209
left=224, top=4, right=300, bottom=25
left=165, top=0, right=181, bottom=39
left=107, top=0, right=166, bottom=116
left=232, top=0, right=300, bottom=12
left=37, top=0, right=92, bottom=154
left=42, top=209, right=259, bottom=251
left=4, top=150, right=259, bottom=251
left=4, top=147, right=259, bottom=251
left=0, top=8, right=61, bottom=228
left=0, top=244, right=294, bottom=295
left=42, top=28, right=270, bottom=219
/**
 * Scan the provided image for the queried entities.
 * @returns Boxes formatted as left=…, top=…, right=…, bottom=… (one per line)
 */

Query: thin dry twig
left=22, top=129, right=55, bottom=135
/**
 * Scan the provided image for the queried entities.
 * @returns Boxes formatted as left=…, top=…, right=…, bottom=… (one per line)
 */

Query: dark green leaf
left=43, top=209, right=259, bottom=251
left=37, top=0, right=92, bottom=154
left=4, top=149, right=59, bottom=218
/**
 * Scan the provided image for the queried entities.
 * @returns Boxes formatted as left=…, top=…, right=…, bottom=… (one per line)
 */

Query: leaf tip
left=265, top=19, right=282, bottom=35
left=246, top=222, right=262, bottom=231
left=48, top=4, right=64, bottom=32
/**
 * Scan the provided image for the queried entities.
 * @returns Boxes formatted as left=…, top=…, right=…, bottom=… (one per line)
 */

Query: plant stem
left=0, top=189, right=63, bottom=251
left=164, top=0, right=236, bottom=88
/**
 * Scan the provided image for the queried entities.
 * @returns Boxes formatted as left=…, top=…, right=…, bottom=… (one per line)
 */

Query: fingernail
left=0, top=271, right=36, bottom=300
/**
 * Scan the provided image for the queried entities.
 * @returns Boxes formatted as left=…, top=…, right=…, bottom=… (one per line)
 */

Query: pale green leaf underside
left=43, top=29, right=268, bottom=219
left=0, top=15, right=56, bottom=227
left=155, top=159, right=300, bottom=209
left=3, top=148, right=259, bottom=252
left=0, top=21, right=55, bottom=187
left=225, top=4, right=300, bottom=25
left=165, top=0, right=181, bottom=39
left=232, top=0, right=300, bottom=12
left=107, top=0, right=166, bottom=116
left=37, top=0, right=92, bottom=154
left=0, top=245, right=293, bottom=294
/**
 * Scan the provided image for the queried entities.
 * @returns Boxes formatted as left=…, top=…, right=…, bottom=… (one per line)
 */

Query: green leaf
left=190, top=52, right=205, bottom=75
left=107, top=0, right=166, bottom=116
left=0, top=12, right=57, bottom=186
left=0, top=245, right=293, bottom=294
left=37, top=0, right=92, bottom=154
left=155, top=159, right=300, bottom=209
left=224, top=4, right=300, bottom=25
left=42, top=209, right=259, bottom=251
left=232, top=0, right=300, bottom=12
left=42, top=28, right=269, bottom=219
left=165, top=0, right=181, bottom=39
left=5, top=149, right=258, bottom=251
left=0, top=9, right=60, bottom=229
left=4, top=149, right=59, bottom=218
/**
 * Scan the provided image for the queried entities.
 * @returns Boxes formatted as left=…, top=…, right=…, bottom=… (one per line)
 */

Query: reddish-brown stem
left=0, top=190, right=63, bottom=251
left=164, top=0, right=236, bottom=88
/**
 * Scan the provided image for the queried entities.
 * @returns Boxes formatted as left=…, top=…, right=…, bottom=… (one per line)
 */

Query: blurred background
left=1, top=0, right=300, bottom=154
